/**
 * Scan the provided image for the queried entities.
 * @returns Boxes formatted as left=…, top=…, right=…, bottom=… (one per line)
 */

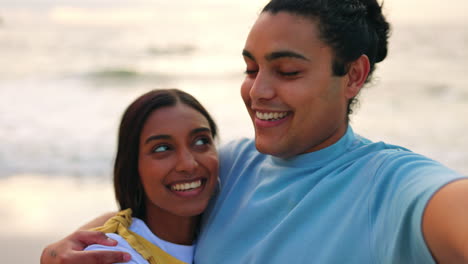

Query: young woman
left=84, top=89, right=219, bottom=264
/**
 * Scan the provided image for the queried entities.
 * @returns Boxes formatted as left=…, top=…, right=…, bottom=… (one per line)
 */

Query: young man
left=42, top=0, right=468, bottom=263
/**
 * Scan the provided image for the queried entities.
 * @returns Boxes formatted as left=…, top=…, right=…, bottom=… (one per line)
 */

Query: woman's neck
left=144, top=204, right=200, bottom=245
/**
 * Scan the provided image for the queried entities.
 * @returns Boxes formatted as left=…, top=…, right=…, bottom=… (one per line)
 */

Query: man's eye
left=153, top=145, right=170, bottom=153
left=244, top=69, right=258, bottom=76
left=279, top=71, right=300, bottom=76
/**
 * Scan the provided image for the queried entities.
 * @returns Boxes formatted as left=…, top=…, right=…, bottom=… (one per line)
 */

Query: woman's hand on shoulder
left=40, top=230, right=131, bottom=264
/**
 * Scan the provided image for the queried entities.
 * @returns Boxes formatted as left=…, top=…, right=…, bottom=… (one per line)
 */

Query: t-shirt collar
left=270, top=125, right=357, bottom=167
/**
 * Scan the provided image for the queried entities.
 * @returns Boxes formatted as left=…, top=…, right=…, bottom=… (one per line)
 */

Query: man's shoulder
left=358, top=141, right=463, bottom=186
left=220, top=137, right=255, bottom=151
left=219, top=137, right=258, bottom=160
left=345, top=136, right=412, bottom=164
left=345, top=137, right=459, bottom=176
left=218, top=137, right=269, bottom=177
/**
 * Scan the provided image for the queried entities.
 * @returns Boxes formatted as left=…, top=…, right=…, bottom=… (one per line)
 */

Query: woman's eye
left=194, top=137, right=210, bottom=146
left=153, top=145, right=170, bottom=153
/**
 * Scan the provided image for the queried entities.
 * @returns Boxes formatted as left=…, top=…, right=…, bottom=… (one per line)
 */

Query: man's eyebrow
left=242, top=49, right=310, bottom=62
left=242, top=49, right=255, bottom=61
left=266, top=50, right=310, bottom=61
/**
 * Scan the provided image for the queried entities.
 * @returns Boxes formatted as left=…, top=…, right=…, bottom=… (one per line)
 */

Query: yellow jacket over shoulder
left=92, top=209, right=188, bottom=264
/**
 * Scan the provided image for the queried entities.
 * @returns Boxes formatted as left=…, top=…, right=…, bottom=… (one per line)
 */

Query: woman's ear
left=345, top=54, right=370, bottom=99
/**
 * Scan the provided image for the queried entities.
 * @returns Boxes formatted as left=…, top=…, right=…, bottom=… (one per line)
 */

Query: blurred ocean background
left=0, top=0, right=467, bottom=262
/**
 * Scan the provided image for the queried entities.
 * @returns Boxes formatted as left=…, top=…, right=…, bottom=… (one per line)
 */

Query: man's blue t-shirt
left=195, top=127, right=465, bottom=263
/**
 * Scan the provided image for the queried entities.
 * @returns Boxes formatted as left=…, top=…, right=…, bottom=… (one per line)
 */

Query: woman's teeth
left=256, top=111, right=288, bottom=121
left=171, top=180, right=202, bottom=191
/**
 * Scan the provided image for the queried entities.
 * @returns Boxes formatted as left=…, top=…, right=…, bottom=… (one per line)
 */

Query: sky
left=3, top=0, right=468, bottom=24
left=384, top=0, right=468, bottom=24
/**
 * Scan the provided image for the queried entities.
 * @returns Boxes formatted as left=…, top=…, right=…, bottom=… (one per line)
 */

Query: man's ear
left=345, top=54, right=370, bottom=99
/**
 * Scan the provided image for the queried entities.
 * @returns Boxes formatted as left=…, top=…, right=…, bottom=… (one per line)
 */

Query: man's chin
left=255, top=139, right=291, bottom=159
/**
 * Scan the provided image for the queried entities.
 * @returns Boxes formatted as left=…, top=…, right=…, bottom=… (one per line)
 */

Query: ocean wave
left=89, top=68, right=140, bottom=79
left=83, top=66, right=241, bottom=84
left=85, top=67, right=175, bottom=83
left=146, top=44, right=196, bottom=56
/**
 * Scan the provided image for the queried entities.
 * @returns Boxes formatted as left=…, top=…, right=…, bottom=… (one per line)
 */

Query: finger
left=73, top=231, right=118, bottom=247
left=71, top=250, right=132, bottom=264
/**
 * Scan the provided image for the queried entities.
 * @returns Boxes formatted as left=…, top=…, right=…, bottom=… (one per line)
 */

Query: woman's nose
left=175, top=149, right=198, bottom=176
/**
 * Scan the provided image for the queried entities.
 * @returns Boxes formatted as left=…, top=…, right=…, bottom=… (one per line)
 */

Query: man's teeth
left=171, top=180, right=202, bottom=191
left=256, top=111, right=288, bottom=121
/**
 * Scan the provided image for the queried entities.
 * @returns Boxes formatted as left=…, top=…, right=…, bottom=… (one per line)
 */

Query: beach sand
left=2, top=234, right=59, bottom=263
left=0, top=175, right=117, bottom=263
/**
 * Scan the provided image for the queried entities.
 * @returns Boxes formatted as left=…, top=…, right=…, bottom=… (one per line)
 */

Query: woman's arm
left=40, top=212, right=132, bottom=264
left=423, top=179, right=468, bottom=264
left=78, top=212, right=118, bottom=230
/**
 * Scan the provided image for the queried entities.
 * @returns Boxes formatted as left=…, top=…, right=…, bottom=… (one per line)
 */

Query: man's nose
left=250, top=70, right=275, bottom=101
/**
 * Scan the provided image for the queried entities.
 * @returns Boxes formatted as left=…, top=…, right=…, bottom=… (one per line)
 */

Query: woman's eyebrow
left=144, top=127, right=210, bottom=144
left=190, top=127, right=211, bottom=136
left=144, top=134, right=171, bottom=144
